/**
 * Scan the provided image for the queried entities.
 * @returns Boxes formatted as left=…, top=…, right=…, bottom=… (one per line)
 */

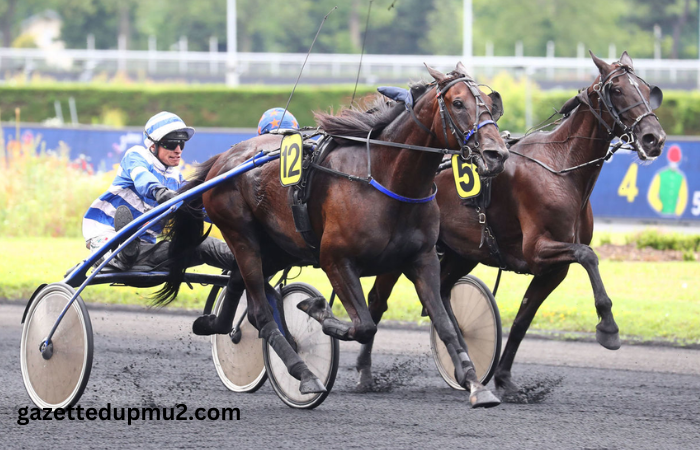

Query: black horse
left=157, top=63, right=509, bottom=407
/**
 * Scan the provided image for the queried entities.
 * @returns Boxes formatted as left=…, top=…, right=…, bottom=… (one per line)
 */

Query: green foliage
left=631, top=229, right=700, bottom=252
left=0, top=140, right=112, bottom=237
left=2, top=80, right=699, bottom=134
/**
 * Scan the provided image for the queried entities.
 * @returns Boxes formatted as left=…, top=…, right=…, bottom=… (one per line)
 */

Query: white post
left=653, top=24, right=662, bottom=60
left=515, top=40, right=523, bottom=57
left=209, top=36, right=218, bottom=75
left=546, top=40, right=555, bottom=80
left=577, top=42, right=584, bottom=79
left=608, top=43, right=617, bottom=60
left=179, top=36, right=188, bottom=74
left=87, top=34, right=95, bottom=73
left=118, top=34, right=126, bottom=73
left=525, top=67, right=534, bottom=131
left=654, top=24, right=661, bottom=79
left=148, top=35, right=156, bottom=74
left=485, top=41, right=494, bottom=76
left=463, top=0, right=472, bottom=70
left=68, top=97, right=78, bottom=125
left=226, top=0, right=239, bottom=86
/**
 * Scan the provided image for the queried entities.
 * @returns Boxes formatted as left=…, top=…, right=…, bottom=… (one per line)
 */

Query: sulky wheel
left=430, top=275, right=502, bottom=389
left=20, top=283, right=94, bottom=409
left=263, top=282, right=339, bottom=409
left=211, top=288, right=267, bottom=393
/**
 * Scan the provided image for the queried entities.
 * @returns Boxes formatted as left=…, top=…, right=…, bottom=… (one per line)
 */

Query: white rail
left=1, top=47, right=698, bottom=87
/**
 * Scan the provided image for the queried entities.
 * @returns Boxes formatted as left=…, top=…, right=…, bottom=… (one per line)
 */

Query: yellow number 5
left=617, top=163, right=639, bottom=203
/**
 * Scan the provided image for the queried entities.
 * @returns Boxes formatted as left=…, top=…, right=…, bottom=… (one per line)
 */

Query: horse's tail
left=153, top=154, right=221, bottom=306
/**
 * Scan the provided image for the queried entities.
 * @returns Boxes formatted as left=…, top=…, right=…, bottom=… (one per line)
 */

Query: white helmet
left=143, top=111, right=195, bottom=148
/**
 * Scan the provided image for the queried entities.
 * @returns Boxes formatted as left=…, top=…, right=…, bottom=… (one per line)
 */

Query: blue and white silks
left=82, top=146, right=183, bottom=244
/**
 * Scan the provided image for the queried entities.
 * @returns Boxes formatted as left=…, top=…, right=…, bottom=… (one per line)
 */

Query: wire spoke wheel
left=20, top=283, right=93, bottom=409
left=430, top=275, right=502, bottom=389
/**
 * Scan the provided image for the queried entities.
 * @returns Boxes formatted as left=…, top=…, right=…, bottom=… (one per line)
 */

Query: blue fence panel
left=1, top=124, right=256, bottom=173
left=590, top=140, right=700, bottom=223
left=3, top=125, right=700, bottom=223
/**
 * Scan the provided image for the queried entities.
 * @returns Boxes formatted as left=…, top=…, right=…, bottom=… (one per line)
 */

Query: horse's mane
left=314, top=81, right=434, bottom=138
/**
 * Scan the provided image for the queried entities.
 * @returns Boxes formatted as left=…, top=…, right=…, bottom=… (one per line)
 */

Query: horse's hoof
left=469, top=387, right=501, bottom=409
left=299, top=376, right=326, bottom=394
left=297, top=296, right=330, bottom=322
left=192, top=314, right=231, bottom=336
left=596, top=327, right=621, bottom=350
left=495, top=374, right=520, bottom=396
left=356, top=368, right=373, bottom=389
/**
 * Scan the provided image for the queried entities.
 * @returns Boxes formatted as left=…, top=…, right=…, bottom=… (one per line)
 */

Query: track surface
left=2, top=302, right=699, bottom=449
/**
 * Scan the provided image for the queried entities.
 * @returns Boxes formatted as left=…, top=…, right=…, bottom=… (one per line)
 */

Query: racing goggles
left=159, top=139, right=186, bottom=151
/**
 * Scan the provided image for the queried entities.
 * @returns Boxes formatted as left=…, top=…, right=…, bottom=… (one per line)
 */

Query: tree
left=627, top=0, right=699, bottom=59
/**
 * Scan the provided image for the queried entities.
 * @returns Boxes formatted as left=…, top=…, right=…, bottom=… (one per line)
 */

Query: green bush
left=631, top=229, right=700, bottom=252
left=0, top=75, right=696, bottom=134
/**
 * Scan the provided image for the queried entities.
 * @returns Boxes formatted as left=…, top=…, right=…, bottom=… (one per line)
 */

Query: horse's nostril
left=642, top=134, right=657, bottom=148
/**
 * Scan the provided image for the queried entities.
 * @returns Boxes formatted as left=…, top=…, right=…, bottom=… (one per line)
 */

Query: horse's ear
left=425, top=63, right=446, bottom=83
left=455, top=61, right=470, bottom=77
left=488, top=91, right=504, bottom=121
left=619, top=51, right=633, bottom=68
left=589, top=50, right=610, bottom=75
left=649, top=85, right=663, bottom=110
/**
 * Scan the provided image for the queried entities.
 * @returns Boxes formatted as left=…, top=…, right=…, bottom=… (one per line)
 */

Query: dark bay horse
left=157, top=63, right=509, bottom=407
left=362, top=52, right=666, bottom=396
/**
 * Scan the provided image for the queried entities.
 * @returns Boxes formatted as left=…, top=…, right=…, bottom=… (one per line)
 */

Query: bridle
left=435, top=76, right=500, bottom=159
left=405, top=75, right=501, bottom=161
left=579, top=63, right=662, bottom=154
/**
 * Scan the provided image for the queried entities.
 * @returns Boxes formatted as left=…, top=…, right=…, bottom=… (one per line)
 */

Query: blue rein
left=463, top=119, right=499, bottom=145
left=369, top=179, right=437, bottom=203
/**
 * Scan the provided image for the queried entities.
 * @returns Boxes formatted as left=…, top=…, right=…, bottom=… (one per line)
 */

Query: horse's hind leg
left=494, top=267, right=568, bottom=395
left=193, top=269, right=245, bottom=336
left=355, top=271, right=401, bottom=388
left=405, top=250, right=499, bottom=408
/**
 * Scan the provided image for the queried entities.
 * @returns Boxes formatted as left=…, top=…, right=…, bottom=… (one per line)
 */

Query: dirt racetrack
left=2, top=301, right=699, bottom=449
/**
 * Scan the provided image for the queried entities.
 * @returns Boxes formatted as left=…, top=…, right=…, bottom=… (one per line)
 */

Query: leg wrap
left=259, top=321, right=305, bottom=380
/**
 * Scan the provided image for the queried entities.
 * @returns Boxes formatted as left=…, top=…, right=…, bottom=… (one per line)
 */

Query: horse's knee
left=574, top=245, right=599, bottom=268
left=353, top=322, right=377, bottom=344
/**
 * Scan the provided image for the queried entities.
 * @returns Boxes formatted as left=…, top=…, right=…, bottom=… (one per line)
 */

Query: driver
left=82, top=111, right=234, bottom=272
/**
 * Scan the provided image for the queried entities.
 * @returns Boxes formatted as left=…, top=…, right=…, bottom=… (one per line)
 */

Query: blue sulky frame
left=25, top=150, right=281, bottom=358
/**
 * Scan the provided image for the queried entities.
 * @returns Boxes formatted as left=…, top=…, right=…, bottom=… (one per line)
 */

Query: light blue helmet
left=257, top=108, right=299, bottom=135
left=143, top=111, right=195, bottom=147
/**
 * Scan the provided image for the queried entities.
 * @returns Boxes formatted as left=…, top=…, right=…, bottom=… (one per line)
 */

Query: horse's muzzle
left=476, top=148, right=509, bottom=178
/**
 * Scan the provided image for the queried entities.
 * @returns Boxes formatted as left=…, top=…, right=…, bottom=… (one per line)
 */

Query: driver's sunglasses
left=159, top=139, right=185, bottom=151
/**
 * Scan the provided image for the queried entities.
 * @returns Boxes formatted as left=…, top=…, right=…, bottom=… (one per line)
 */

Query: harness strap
left=369, top=179, right=437, bottom=203
left=329, top=134, right=461, bottom=155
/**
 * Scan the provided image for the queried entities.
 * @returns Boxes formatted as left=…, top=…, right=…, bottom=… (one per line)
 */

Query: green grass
left=2, top=237, right=699, bottom=344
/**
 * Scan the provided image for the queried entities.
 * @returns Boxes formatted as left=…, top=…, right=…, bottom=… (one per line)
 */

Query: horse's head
left=589, top=51, right=666, bottom=160
left=424, top=62, right=509, bottom=178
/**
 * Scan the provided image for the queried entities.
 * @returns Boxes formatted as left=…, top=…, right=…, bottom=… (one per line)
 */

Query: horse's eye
left=452, top=100, right=464, bottom=108
left=612, top=88, right=622, bottom=95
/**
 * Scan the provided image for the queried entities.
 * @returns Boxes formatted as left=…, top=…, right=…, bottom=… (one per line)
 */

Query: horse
left=360, top=51, right=666, bottom=397
left=156, top=62, right=510, bottom=407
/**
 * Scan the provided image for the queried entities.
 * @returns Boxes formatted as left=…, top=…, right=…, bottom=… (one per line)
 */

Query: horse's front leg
left=494, top=267, right=569, bottom=396
left=526, top=238, right=620, bottom=350
left=298, top=257, right=377, bottom=343
left=405, top=250, right=500, bottom=408
left=355, top=271, right=402, bottom=388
